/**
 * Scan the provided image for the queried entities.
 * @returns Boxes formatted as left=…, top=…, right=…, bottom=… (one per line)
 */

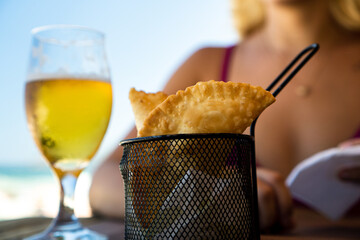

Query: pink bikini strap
left=220, top=45, right=236, bottom=82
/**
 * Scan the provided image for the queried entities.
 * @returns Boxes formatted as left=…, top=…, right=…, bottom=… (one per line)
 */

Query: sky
left=0, top=0, right=238, bottom=169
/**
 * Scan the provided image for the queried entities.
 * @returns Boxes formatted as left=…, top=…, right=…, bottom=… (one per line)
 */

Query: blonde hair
left=231, top=0, right=360, bottom=38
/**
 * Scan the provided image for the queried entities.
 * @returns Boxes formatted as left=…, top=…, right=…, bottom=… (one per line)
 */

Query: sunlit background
left=0, top=0, right=237, bottom=220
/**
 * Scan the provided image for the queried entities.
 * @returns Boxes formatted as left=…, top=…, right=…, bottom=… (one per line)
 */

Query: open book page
left=286, top=145, right=360, bottom=220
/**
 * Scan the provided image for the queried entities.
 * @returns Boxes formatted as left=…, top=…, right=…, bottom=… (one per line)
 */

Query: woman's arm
left=89, top=127, right=137, bottom=218
left=257, top=167, right=294, bottom=231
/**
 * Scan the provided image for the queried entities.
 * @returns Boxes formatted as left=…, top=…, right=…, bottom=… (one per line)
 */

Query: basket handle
left=250, top=43, right=320, bottom=137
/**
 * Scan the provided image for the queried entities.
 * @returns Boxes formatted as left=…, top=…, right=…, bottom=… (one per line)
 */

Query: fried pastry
left=138, top=80, right=275, bottom=137
left=129, top=88, right=168, bottom=131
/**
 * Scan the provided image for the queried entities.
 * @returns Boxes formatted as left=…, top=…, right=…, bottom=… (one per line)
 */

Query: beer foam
left=27, top=73, right=110, bottom=82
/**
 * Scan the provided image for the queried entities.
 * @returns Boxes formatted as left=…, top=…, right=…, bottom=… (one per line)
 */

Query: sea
left=0, top=165, right=92, bottom=220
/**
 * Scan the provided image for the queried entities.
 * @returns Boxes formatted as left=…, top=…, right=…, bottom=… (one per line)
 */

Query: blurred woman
left=90, top=0, right=360, bottom=231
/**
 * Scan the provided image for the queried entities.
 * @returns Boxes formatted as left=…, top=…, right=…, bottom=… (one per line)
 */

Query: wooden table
left=1, top=207, right=359, bottom=240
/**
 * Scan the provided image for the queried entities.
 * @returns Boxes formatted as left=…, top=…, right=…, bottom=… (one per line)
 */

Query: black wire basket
left=120, top=134, right=258, bottom=239
left=120, top=44, right=319, bottom=239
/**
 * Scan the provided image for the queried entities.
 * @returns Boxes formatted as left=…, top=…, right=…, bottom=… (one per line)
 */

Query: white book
left=286, top=145, right=360, bottom=220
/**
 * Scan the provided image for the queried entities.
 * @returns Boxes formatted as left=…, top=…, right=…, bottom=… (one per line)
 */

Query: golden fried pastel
left=129, top=88, right=168, bottom=131
left=138, top=80, right=275, bottom=137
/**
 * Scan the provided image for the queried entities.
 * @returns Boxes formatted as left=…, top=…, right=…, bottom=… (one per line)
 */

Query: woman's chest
left=228, top=50, right=360, bottom=175
left=255, top=83, right=360, bottom=176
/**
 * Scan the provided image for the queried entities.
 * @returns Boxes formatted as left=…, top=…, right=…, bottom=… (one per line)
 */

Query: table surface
left=1, top=207, right=359, bottom=240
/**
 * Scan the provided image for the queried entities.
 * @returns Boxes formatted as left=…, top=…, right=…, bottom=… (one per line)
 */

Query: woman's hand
left=256, top=167, right=294, bottom=232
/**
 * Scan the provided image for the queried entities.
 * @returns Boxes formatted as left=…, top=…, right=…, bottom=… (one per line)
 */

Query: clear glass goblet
left=25, top=25, right=112, bottom=239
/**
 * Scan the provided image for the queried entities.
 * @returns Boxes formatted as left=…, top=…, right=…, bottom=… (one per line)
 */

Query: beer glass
left=25, top=25, right=112, bottom=239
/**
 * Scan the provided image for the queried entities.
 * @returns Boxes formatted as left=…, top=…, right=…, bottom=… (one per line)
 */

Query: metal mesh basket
left=120, top=133, right=259, bottom=239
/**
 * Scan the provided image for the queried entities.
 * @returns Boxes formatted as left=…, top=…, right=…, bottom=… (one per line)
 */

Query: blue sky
left=0, top=0, right=238, bottom=168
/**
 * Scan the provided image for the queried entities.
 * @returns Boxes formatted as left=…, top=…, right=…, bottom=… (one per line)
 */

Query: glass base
left=24, top=221, right=107, bottom=240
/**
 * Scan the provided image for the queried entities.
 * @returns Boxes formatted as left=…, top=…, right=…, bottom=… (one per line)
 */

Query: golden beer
left=25, top=77, right=112, bottom=173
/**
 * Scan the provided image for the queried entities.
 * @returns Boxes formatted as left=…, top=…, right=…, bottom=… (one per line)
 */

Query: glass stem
left=51, top=173, right=82, bottom=231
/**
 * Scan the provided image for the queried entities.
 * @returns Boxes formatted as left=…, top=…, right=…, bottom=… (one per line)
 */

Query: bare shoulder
left=163, top=45, right=233, bottom=94
left=190, top=46, right=228, bottom=61
left=183, top=46, right=230, bottom=76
